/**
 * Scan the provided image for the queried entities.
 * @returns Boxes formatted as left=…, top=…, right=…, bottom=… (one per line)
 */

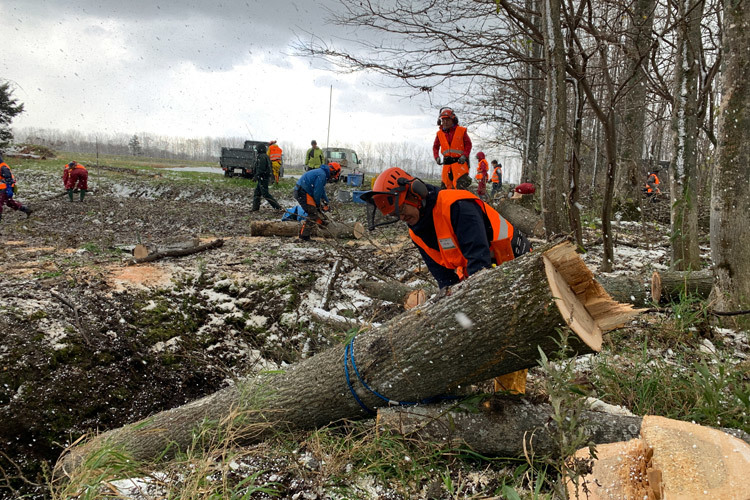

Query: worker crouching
left=0, top=155, right=33, bottom=222
left=63, top=161, right=89, bottom=201
left=293, top=162, right=342, bottom=241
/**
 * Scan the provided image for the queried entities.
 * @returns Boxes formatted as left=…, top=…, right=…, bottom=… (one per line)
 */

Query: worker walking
left=490, top=160, right=503, bottom=198
left=433, top=107, right=472, bottom=190
left=305, top=140, right=325, bottom=171
left=0, top=155, right=33, bottom=222
left=268, top=140, right=283, bottom=183
left=251, top=144, right=282, bottom=211
left=361, top=167, right=532, bottom=393
left=63, top=161, right=89, bottom=201
left=475, top=152, right=489, bottom=199
left=293, top=162, right=341, bottom=241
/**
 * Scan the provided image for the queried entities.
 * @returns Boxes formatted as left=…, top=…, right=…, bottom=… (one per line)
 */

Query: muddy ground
left=0, top=160, right=740, bottom=499
left=1, top=161, right=430, bottom=498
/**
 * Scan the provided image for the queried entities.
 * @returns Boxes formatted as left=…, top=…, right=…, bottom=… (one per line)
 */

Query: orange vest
left=269, top=144, right=283, bottom=164
left=491, top=166, right=502, bottom=183
left=409, top=190, right=515, bottom=279
left=66, top=163, right=87, bottom=173
left=437, top=126, right=467, bottom=159
left=475, top=158, right=489, bottom=180
left=0, top=163, right=15, bottom=189
left=645, top=174, right=660, bottom=193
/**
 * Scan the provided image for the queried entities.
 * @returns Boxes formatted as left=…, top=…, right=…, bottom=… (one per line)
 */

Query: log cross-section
left=60, top=240, right=642, bottom=475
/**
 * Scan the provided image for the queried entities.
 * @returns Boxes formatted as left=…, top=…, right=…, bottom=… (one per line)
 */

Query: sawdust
left=109, top=264, right=174, bottom=291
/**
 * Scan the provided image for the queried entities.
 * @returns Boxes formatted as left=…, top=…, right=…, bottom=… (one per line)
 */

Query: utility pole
left=326, top=85, right=332, bottom=148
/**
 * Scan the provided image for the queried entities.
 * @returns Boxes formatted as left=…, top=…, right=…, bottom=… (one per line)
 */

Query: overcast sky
left=2, top=0, right=453, bottom=151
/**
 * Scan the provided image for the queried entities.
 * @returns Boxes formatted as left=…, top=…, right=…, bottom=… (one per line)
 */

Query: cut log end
left=542, top=241, right=645, bottom=352
left=403, top=289, right=426, bottom=310
left=651, top=270, right=663, bottom=304
left=568, top=416, right=750, bottom=500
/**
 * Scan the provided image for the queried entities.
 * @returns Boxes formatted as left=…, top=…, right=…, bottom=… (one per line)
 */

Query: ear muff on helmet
left=396, top=176, right=428, bottom=202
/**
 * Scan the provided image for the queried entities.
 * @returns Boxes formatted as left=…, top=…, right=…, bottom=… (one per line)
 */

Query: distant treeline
left=13, top=127, right=244, bottom=162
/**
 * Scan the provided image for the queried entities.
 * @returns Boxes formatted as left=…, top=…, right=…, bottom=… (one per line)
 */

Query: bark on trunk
left=670, top=0, right=704, bottom=271
left=710, top=0, right=750, bottom=326
left=249, top=221, right=365, bottom=239
left=540, top=0, right=570, bottom=236
left=129, top=239, right=224, bottom=264
left=376, top=396, right=643, bottom=458
left=596, top=269, right=712, bottom=306
left=495, top=199, right=545, bottom=238
left=60, top=241, right=641, bottom=475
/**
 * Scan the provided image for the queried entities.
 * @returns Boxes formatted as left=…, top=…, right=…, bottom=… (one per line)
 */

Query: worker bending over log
left=361, top=167, right=533, bottom=392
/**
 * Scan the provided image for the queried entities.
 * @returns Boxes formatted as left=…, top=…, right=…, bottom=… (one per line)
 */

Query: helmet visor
left=359, top=191, right=402, bottom=230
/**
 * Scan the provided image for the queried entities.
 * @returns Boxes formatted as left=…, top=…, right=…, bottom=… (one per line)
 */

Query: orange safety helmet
left=437, top=107, right=458, bottom=125
left=362, top=167, right=428, bottom=223
left=327, top=162, right=342, bottom=182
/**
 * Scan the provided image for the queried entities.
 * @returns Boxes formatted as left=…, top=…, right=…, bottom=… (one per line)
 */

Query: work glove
left=435, top=157, right=442, bottom=165
left=458, top=155, right=467, bottom=164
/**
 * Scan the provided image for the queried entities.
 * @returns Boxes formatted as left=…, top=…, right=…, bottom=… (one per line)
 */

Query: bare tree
left=710, top=0, right=750, bottom=323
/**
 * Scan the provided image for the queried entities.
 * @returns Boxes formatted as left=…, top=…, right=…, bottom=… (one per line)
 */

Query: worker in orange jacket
left=0, top=155, right=33, bottom=222
left=643, top=170, right=661, bottom=200
left=361, top=167, right=532, bottom=394
left=361, top=167, right=530, bottom=289
left=268, top=140, right=283, bottom=183
left=490, top=160, right=503, bottom=198
left=433, top=108, right=472, bottom=190
left=63, top=161, right=89, bottom=201
left=475, top=152, right=489, bottom=199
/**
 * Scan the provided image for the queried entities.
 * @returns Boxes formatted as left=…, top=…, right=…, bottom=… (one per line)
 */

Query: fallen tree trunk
left=495, top=199, right=545, bottom=238
left=358, top=280, right=432, bottom=309
left=129, top=239, right=224, bottom=264
left=249, top=221, right=365, bottom=239
left=651, top=269, right=712, bottom=303
left=376, top=397, right=750, bottom=459
left=596, top=269, right=713, bottom=307
left=60, top=240, right=641, bottom=475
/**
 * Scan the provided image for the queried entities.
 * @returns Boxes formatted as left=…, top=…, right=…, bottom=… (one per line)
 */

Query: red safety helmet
left=361, top=167, right=429, bottom=230
left=437, top=107, right=458, bottom=125
left=327, top=162, right=342, bottom=182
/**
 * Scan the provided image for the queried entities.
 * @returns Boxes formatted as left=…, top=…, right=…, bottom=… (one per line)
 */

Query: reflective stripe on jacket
left=437, top=125, right=467, bottom=158
left=409, top=189, right=515, bottom=280
left=0, top=163, right=16, bottom=189
left=269, top=144, right=283, bottom=164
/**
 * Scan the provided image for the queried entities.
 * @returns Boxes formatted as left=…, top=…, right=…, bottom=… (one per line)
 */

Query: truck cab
left=323, top=147, right=364, bottom=186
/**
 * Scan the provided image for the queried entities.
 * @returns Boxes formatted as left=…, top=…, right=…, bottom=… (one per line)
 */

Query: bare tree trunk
left=710, top=0, right=750, bottom=326
left=523, top=0, right=544, bottom=185
left=540, top=0, right=570, bottom=236
left=619, top=0, right=656, bottom=203
left=568, top=79, right=585, bottom=246
left=60, top=241, right=641, bottom=474
left=600, top=113, right=619, bottom=272
left=670, top=0, right=704, bottom=271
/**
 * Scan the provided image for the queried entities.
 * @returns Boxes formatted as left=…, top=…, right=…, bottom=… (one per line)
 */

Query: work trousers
left=0, top=190, right=24, bottom=216
left=253, top=176, right=281, bottom=210
left=294, top=187, right=325, bottom=239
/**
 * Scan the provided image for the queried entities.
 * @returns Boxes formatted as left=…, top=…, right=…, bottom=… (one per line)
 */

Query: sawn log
left=250, top=220, right=365, bottom=239
left=494, top=198, right=545, bottom=238
left=59, top=240, right=641, bottom=475
left=129, top=238, right=224, bottom=264
left=358, top=280, right=431, bottom=309
left=596, top=269, right=713, bottom=307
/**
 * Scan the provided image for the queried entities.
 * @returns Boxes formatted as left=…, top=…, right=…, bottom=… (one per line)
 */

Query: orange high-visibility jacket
left=269, top=144, right=283, bottom=164
left=475, top=158, right=489, bottom=180
left=645, top=174, right=660, bottom=193
left=491, top=165, right=502, bottom=183
left=409, top=189, right=515, bottom=279
left=437, top=126, right=467, bottom=159
left=63, top=162, right=87, bottom=184
left=0, top=163, right=16, bottom=189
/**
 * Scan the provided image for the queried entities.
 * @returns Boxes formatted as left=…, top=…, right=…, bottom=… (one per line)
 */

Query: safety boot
left=80, top=189, right=86, bottom=201
left=21, top=206, right=33, bottom=218
left=67, top=189, right=74, bottom=202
